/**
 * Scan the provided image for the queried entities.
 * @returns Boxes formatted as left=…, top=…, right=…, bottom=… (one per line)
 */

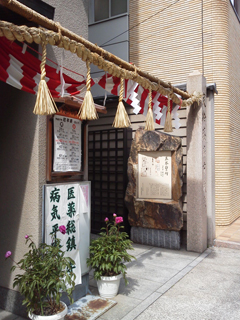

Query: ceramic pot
left=28, top=301, right=67, bottom=320
left=97, top=273, right=122, bottom=298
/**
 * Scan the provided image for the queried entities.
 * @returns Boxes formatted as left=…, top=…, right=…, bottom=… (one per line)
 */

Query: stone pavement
left=136, top=246, right=240, bottom=320
left=2, top=244, right=240, bottom=320
left=89, top=243, right=211, bottom=320
left=0, top=309, right=25, bottom=320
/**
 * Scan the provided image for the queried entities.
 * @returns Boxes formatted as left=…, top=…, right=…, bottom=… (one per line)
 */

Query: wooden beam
left=54, top=97, right=107, bottom=114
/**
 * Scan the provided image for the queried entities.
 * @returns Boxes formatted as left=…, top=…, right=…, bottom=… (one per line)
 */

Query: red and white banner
left=0, top=37, right=93, bottom=98
left=97, top=73, right=181, bottom=127
left=0, top=37, right=181, bottom=128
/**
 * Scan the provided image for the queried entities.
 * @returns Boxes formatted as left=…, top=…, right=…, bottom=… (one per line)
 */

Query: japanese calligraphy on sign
left=138, top=151, right=172, bottom=200
left=53, top=115, right=81, bottom=172
left=44, top=184, right=83, bottom=285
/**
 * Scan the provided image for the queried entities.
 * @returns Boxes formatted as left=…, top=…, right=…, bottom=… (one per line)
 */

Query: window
left=91, top=0, right=128, bottom=23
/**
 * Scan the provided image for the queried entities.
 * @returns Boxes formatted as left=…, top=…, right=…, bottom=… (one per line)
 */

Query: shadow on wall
left=0, top=82, right=38, bottom=316
left=186, top=101, right=201, bottom=151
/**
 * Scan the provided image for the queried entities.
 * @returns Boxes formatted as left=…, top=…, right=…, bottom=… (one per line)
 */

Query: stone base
left=131, top=227, right=180, bottom=250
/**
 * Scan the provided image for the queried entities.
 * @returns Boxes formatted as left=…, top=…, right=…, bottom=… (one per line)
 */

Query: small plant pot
left=97, top=274, right=122, bottom=298
left=28, top=301, right=67, bottom=320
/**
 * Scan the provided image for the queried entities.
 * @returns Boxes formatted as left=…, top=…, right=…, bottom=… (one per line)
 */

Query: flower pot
left=97, top=274, right=122, bottom=298
left=28, top=302, right=67, bottom=320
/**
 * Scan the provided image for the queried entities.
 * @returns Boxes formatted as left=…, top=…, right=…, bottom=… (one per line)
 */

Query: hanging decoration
left=0, top=15, right=203, bottom=129
left=98, top=74, right=175, bottom=129
left=78, top=60, right=98, bottom=120
left=113, top=78, right=131, bottom=128
left=0, top=20, right=201, bottom=108
left=144, top=87, right=155, bottom=131
left=0, top=36, right=178, bottom=130
left=164, top=85, right=174, bottom=132
left=163, top=96, right=172, bottom=132
left=33, top=43, right=58, bottom=115
left=0, top=37, right=88, bottom=98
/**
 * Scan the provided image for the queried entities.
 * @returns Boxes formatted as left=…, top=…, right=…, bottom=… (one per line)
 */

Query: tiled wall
left=129, top=0, right=240, bottom=226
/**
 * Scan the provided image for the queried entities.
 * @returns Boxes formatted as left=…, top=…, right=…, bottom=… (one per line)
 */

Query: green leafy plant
left=5, top=226, right=76, bottom=316
left=87, top=214, right=135, bottom=284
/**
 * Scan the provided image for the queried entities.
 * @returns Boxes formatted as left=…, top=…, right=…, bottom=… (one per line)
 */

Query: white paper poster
left=53, top=115, right=81, bottom=172
left=44, top=184, right=82, bottom=285
left=138, top=151, right=172, bottom=200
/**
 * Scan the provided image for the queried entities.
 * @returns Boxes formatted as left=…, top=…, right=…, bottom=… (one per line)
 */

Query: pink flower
left=115, top=216, right=123, bottom=224
left=113, top=213, right=117, bottom=217
left=104, top=217, right=109, bottom=222
left=59, top=225, right=66, bottom=234
left=25, top=235, right=29, bottom=239
left=5, top=251, right=12, bottom=258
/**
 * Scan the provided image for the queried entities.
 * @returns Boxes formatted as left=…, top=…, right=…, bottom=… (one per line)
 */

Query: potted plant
left=87, top=214, right=135, bottom=298
left=5, top=225, right=76, bottom=319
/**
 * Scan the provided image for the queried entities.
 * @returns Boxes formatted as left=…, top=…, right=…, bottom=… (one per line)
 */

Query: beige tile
left=227, top=225, right=240, bottom=230
left=215, top=227, right=228, bottom=237
left=229, top=237, right=240, bottom=242
left=217, top=236, right=230, bottom=240
left=220, top=233, right=234, bottom=237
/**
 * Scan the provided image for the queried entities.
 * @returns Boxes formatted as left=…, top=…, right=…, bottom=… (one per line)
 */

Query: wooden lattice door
left=88, top=128, right=132, bottom=234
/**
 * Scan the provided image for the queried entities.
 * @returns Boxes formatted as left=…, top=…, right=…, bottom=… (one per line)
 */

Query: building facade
left=88, top=0, right=240, bottom=230
left=129, top=0, right=240, bottom=226
left=0, top=0, right=89, bottom=316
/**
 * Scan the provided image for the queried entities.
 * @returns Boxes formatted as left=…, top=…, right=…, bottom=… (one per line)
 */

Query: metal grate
left=88, top=128, right=132, bottom=234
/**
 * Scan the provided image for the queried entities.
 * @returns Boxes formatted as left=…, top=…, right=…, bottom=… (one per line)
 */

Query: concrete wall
left=0, top=0, right=88, bottom=315
left=0, top=83, right=46, bottom=314
left=45, top=0, right=89, bottom=80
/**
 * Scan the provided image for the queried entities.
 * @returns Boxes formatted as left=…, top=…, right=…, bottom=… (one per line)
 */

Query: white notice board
left=43, top=182, right=91, bottom=281
left=53, top=115, right=81, bottom=172
left=138, top=151, right=172, bottom=200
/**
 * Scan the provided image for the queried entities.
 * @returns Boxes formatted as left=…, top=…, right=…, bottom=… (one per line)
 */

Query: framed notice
left=53, top=115, right=81, bottom=172
left=138, top=151, right=172, bottom=200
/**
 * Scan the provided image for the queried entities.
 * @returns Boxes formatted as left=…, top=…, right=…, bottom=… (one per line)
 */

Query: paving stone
left=127, top=243, right=153, bottom=258
left=136, top=292, right=221, bottom=320
left=97, top=295, right=141, bottom=320
left=126, top=260, right=180, bottom=284
left=149, top=246, right=200, bottom=259
left=121, top=292, right=162, bottom=320
left=135, top=250, right=195, bottom=271
left=0, top=309, right=23, bottom=319
left=118, top=277, right=162, bottom=300
left=157, top=266, right=193, bottom=294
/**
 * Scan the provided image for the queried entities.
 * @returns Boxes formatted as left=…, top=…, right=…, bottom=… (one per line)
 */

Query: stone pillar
left=206, top=88, right=215, bottom=247
left=186, top=70, right=207, bottom=253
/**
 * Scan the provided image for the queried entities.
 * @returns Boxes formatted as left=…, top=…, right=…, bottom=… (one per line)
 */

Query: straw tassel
left=33, top=43, right=58, bottom=115
left=164, top=96, right=173, bottom=132
left=113, top=78, right=131, bottom=128
left=78, top=60, right=98, bottom=120
left=144, top=88, right=155, bottom=131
